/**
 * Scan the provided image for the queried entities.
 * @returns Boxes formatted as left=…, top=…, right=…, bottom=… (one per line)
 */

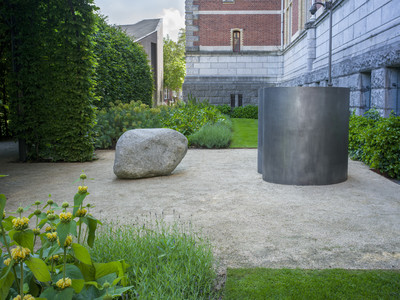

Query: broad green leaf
left=117, top=260, right=129, bottom=286
left=86, top=215, right=98, bottom=247
left=57, top=222, right=72, bottom=247
left=2, top=216, right=14, bottom=231
left=57, top=264, right=84, bottom=281
left=72, top=243, right=92, bottom=265
left=94, top=262, right=120, bottom=280
left=73, top=193, right=87, bottom=216
left=55, top=287, right=74, bottom=300
left=75, top=261, right=96, bottom=282
left=0, top=265, right=14, bottom=300
left=0, top=194, right=6, bottom=221
left=83, top=280, right=101, bottom=289
left=25, top=257, right=51, bottom=282
left=71, top=279, right=85, bottom=293
left=13, top=229, right=34, bottom=251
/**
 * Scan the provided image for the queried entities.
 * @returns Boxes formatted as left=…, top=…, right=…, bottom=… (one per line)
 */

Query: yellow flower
left=76, top=208, right=87, bottom=217
left=3, top=258, right=11, bottom=266
left=58, top=235, right=73, bottom=248
left=56, top=277, right=72, bottom=289
left=12, top=217, right=29, bottom=230
left=11, top=246, right=31, bottom=263
left=49, top=255, right=59, bottom=262
left=78, top=186, right=88, bottom=194
left=46, top=232, right=57, bottom=242
left=33, top=228, right=41, bottom=236
left=23, top=295, right=35, bottom=300
left=46, top=209, right=54, bottom=215
left=45, top=225, right=56, bottom=232
left=13, top=296, right=21, bottom=300
left=59, top=212, right=72, bottom=223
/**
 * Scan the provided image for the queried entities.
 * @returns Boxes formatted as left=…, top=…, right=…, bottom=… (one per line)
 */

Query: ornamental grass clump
left=90, top=217, right=218, bottom=299
left=0, top=172, right=134, bottom=300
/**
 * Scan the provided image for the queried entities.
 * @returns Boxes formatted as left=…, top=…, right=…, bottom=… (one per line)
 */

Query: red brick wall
left=197, top=14, right=281, bottom=46
left=198, top=0, right=281, bottom=11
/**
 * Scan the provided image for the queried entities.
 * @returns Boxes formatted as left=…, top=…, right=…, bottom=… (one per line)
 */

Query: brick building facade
left=183, top=0, right=400, bottom=116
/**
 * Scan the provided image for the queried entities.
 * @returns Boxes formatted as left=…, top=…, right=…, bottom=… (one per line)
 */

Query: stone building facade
left=183, top=0, right=400, bottom=116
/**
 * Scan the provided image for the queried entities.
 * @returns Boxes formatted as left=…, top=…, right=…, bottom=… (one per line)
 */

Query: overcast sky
left=94, top=0, right=185, bottom=41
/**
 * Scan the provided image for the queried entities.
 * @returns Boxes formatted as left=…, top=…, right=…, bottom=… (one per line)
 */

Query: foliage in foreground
left=0, top=173, right=133, bottom=299
left=89, top=218, right=217, bottom=299
left=229, top=118, right=258, bottom=149
left=189, top=120, right=233, bottom=148
left=349, top=109, right=400, bottom=179
left=225, top=268, right=400, bottom=299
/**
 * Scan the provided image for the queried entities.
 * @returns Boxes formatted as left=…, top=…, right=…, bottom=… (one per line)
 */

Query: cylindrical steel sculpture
left=259, top=87, right=350, bottom=185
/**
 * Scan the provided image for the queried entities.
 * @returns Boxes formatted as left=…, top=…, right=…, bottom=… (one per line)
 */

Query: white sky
left=94, top=0, right=185, bottom=41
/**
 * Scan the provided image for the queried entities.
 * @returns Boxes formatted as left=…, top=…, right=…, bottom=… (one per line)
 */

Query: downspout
left=281, top=0, right=284, bottom=50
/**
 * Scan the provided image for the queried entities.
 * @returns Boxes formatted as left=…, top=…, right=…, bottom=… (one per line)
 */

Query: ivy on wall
left=1, top=0, right=97, bottom=161
left=93, top=16, right=153, bottom=109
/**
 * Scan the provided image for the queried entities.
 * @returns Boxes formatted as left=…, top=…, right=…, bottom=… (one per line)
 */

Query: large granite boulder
left=113, top=128, right=188, bottom=179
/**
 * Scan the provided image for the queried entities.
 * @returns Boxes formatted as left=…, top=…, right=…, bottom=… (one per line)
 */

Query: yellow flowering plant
left=0, top=172, right=133, bottom=300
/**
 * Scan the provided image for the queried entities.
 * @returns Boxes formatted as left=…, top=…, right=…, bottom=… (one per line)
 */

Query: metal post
left=328, top=3, right=333, bottom=86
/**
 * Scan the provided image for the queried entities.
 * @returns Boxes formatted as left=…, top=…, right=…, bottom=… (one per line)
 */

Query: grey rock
left=113, top=129, right=188, bottom=179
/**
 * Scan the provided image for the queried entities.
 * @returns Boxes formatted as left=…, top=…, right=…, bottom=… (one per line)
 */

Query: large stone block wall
left=182, top=76, right=273, bottom=105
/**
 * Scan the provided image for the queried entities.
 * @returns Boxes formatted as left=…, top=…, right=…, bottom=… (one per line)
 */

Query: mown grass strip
left=229, top=118, right=258, bottom=148
left=225, top=268, right=400, bottom=299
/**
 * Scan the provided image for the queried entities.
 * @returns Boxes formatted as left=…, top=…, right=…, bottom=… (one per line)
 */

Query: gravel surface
left=1, top=141, right=400, bottom=272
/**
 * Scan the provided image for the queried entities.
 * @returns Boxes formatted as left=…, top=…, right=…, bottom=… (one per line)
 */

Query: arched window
left=232, top=30, right=241, bottom=52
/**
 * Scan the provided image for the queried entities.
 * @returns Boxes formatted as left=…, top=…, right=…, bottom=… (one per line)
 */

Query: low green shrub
left=159, top=99, right=227, bottom=136
left=90, top=218, right=217, bottom=299
left=93, top=100, right=161, bottom=149
left=231, top=105, right=258, bottom=119
left=189, top=120, right=233, bottom=148
left=216, top=104, right=231, bottom=116
left=349, top=109, right=400, bottom=179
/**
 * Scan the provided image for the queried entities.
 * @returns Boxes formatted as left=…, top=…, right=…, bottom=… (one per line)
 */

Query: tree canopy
left=163, top=29, right=186, bottom=94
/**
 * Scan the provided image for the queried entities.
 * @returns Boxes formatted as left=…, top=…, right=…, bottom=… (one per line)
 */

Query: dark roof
left=119, top=19, right=161, bottom=41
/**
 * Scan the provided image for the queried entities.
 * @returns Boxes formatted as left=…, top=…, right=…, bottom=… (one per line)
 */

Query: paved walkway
left=1, top=141, right=400, bottom=270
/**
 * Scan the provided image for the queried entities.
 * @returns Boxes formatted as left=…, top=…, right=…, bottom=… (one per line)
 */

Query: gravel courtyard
left=1, top=141, right=400, bottom=272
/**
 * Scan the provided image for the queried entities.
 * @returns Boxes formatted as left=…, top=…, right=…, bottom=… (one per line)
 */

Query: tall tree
left=163, top=29, right=186, bottom=101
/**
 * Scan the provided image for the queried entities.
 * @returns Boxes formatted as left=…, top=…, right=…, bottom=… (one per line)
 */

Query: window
left=232, top=30, right=241, bottom=52
left=230, top=94, right=235, bottom=108
left=387, top=68, right=400, bottom=116
left=238, top=94, right=243, bottom=106
left=284, top=0, right=293, bottom=45
left=360, top=72, right=371, bottom=112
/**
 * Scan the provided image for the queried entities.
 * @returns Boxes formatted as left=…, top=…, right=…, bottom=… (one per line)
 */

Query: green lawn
left=224, top=268, right=400, bottom=299
left=229, top=118, right=258, bottom=148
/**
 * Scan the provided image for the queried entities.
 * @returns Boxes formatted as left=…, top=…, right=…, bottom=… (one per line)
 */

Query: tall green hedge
left=1, top=0, right=97, bottom=161
left=93, top=16, right=153, bottom=109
